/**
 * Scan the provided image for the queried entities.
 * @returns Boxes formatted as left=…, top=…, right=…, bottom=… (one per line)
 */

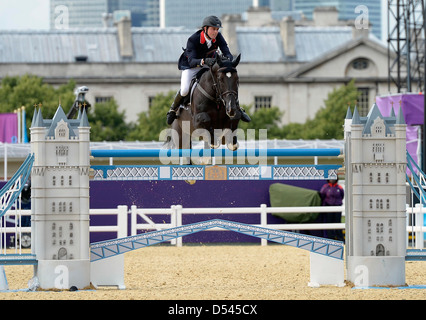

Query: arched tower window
left=376, top=244, right=385, bottom=256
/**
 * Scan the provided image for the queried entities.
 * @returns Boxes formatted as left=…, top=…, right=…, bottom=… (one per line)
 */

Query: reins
left=196, top=65, right=238, bottom=109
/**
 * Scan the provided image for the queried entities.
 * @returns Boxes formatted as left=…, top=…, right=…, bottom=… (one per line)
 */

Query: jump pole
left=91, top=148, right=342, bottom=158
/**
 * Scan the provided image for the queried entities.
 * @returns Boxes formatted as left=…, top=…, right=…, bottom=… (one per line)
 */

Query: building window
left=52, top=202, right=55, bottom=213
left=52, top=176, right=56, bottom=186
left=352, top=58, right=369, bottom=70
left=69, top=175, right=72, bottom=186
left=95, top=96, right=112, bottom=104
left=56, top=146, right=68, bottom=156
left=69, top=202, right=73, bottom=213
left=254, top=96, right=272, bottom=110
left=61, top=176, right=64, bottom=186
left=357, top=88, right=369, bottom=116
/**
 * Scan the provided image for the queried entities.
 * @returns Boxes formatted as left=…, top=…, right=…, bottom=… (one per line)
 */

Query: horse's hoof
left=210, top=143, right=220, bottom=149
left=227, top=142, right=239, bottom=151
left=200, top=157, right=212, bottom=165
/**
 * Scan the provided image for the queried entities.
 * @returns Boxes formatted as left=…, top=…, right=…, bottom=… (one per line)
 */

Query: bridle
left=212, top=67, right=239, bottom=108
left=196, top=65, right=238, bottom=110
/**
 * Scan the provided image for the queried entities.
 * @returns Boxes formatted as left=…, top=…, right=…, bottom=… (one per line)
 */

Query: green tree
left=282, top=80, right=360, bottom=140
left=87, top=99, right=131, bottom=141
left=238, top=104, right=284, bottom=140
left=0, top=75, right=75, bottom=117
left=0, top=74, right=76, bottom=140
left=127, top=91, right=172, bottom=141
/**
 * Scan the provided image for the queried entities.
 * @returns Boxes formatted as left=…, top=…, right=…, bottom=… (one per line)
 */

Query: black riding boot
left=237, top=101, right=251, bottom=122
left=167, top=91, right=184, bottom=125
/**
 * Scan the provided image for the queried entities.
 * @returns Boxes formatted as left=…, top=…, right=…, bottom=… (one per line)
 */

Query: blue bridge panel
left=90, top=219, right=344, bottom=262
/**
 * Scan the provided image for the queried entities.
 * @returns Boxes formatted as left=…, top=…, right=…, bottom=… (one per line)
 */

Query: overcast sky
left=0, top=0, right=50, bottom=30
left=0, top=0, right=390, bottom=41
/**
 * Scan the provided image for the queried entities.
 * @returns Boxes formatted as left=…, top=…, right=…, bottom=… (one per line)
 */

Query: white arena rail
left=1, top=204, right=425, bottom=251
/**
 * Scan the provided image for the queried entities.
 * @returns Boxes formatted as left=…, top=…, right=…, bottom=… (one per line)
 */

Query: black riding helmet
left=202, top=15, right=222, bottom=28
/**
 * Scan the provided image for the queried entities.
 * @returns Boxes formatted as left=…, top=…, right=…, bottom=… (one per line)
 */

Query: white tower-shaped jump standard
left=30, top=105, right=91, bottom=289
left=345, top=104, right=406, bottom=287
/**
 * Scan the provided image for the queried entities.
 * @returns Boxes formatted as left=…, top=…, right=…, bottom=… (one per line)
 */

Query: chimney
left=116, top=16, right=133, bottom=58
left=313, top=6, right=338, bottom=26
left=280, top=16, right=295, bottom=57
left=221, top=14, right=243, bottom=55
left=245, top=6, right=273, bottom=27
left=350, top=20, right=370, bottom=39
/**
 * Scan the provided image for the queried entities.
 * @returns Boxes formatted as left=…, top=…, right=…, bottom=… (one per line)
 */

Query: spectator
left=319, top=178, right=344, bottom=241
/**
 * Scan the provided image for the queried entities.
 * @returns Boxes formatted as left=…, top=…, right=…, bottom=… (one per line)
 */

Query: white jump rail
left=131, top=204, right=426, bottom=248
left=2, top=204, right=425, bottom=250
left=1, top=206, right=128, bottom=254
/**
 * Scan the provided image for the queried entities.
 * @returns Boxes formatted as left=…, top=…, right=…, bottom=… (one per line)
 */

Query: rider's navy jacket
left=178, top=30, right=233, bottom=70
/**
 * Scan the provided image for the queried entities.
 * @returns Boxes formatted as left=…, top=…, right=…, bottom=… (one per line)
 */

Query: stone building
left=0, top=7, right=396, bottom=125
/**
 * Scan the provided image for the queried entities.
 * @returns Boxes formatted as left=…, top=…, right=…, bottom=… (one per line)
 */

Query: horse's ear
left=232, top=54, right=241, bottom=68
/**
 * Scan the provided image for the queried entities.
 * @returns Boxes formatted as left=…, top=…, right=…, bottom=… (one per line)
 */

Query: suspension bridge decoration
left=90, top=219, right=344, bottom=262
left=0, top=153, right=33, bottom=218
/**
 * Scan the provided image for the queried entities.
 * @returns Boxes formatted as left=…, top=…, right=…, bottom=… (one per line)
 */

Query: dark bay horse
left=166, top=54, right=242, bottom=153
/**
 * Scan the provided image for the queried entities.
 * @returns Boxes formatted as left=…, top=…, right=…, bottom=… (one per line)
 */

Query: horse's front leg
left=210, top=129, right=221, bottom=149
left=224, top=119, right=240, bottom=151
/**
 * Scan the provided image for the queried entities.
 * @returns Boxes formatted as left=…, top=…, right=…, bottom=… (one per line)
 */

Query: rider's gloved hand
left=204, top=58, right=216, bottom=67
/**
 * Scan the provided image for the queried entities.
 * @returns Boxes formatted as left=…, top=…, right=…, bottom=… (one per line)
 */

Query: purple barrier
left=0, top=179, right=327, bottom=243
left=89, top=179, right=326, bottom=243
left=0, top=113, right=18, bottom=143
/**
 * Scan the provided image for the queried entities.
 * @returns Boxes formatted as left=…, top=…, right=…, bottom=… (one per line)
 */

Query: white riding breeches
left=180, top=67, right=202, bottom=97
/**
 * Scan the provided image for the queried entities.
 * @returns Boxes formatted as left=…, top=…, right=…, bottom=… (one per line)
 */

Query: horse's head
left=214, top=54, right=241, bottom=119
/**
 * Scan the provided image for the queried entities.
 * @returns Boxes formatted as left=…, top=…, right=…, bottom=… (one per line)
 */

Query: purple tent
left=376, top=94, right=424, bottom=167
left=0, top=113, right=18, bottom=143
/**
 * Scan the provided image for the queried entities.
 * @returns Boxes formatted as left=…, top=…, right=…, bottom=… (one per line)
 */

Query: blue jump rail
left=91, top=148, right=343, bottom=158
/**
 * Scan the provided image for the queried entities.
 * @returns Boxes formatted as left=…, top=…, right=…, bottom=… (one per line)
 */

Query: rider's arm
left=216, top=33, right=233, bottom=61
left=186, top=37, right=203, bottom=68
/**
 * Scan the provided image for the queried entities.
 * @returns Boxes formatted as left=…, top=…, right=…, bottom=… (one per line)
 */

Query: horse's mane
left=216, top=58, right=237, bottom=73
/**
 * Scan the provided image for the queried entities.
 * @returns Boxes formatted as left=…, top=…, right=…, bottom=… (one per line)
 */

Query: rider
left=166, top=15, right=251, bottom=125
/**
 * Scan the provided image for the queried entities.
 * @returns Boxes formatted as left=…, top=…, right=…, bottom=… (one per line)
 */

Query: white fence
left=2, top=204, right=425, bottom=251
